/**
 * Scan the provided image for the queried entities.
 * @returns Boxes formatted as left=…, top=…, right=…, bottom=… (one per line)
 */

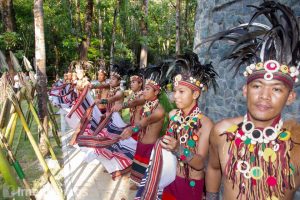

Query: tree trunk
left=67, top=0, right=74, bottom=34
left=34, top=0, right=48, bottom=155
left=54, top=45, right=59, bottom=80
left=0, top=0, right=16, bottom=74
left=175, top=0, right=181, bottom=56
left=79, top=0, right=93, bottom=61
left=110, top=0, right=120, bottom=66
left=75, top=0, right=82, bottom=35
left=96, top=0, right=104, bottom=58
left=0, top=0, right=16, bottom=32
left=139, top=0, right=148, bottom=69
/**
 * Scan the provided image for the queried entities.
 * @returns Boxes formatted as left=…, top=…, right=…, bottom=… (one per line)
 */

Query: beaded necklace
left=138, top=98, right=159, bottom=140
left=166, top=105, right=202, bottom=187
left=108, top=86, right=120, bottom=96
left=129, top=90, right=143, bottom=125
left=95, top=81, right=107, bottom=98
left=142, top=99, right=159, bottom=117
left=222, top=114, right=296, bottom=200
left=107, top=86, right=120, bottom=111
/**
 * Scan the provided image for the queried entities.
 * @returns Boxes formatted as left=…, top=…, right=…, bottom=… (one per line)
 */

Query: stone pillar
left=193, top=0, right=300, bottom=122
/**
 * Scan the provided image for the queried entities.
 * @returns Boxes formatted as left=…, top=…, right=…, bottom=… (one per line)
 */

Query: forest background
left=0, top=0, right=197, bottom=81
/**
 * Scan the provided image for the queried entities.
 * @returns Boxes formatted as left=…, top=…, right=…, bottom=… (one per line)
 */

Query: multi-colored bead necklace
left=222, top=114, right=296, bottom=200
left=142, top=99, right=159, bottom=117
left=129, top=90, right=143, bottom=125
left=109, top=86, right=120, bottom=96
left=167, top=106, right=202, bottom=187
left=135, top=98, right=159, bottom=140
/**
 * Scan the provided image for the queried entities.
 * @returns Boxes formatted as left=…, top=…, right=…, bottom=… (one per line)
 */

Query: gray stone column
left=193, top=0, right=300, bottom=122
left=193, top=0, right=300, bottom=198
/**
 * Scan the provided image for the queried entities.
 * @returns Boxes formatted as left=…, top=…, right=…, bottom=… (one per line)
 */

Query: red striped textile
left=140, top=140, right=163, bottom=200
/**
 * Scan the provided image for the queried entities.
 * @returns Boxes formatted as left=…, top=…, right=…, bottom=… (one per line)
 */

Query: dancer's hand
left=160, top=135, right=179, bottom=152
left=111, top=103, right=123, bottom=112
left=94, top=99, right=100, bottom=104
left=120, top=127, right=133, bottom=140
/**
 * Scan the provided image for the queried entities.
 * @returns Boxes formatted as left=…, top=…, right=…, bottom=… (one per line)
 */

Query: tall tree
left=110, top=0, right=120, bottom=66
left=0, top=0, right=16, bottom=32
left=75, top=0, right=82, bottom=35
left=175, top=0, right=181, bottom=55
left=139, top=0, right=148, bottom=68
left=79, top=0, right=93, bottom=61
left=0, top=0, right=16, bottom=74
left=96, top=0, right=104, bottom=58
left=34, top=0, right=48, bottom=155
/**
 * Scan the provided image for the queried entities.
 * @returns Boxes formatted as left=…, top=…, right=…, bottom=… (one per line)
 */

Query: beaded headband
left=174, top=74, right=205, bottom=91
left=244, top=60, right=299, bottom=88
left=130, top=75, right=142, bottom=82
left=145, top=79, right=161, bottom=90
left=111, top=71, right=121, bottom=78
left=98, top=69, right=108, bottom=75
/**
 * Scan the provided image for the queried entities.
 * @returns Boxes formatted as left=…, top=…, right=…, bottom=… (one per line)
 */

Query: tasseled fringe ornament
left=222, top=122, right=298, bottom=200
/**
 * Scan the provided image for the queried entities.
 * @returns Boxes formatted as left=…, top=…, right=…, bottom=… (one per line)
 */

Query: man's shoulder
left=212, top=116, right=243, bottom=136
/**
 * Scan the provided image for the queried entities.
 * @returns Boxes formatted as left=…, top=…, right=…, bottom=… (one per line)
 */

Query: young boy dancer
left=136, top=52, right=218, bottom=199
left=121, top=66, right=167, bottom=190
left=92, top=67, right=109, bottom=114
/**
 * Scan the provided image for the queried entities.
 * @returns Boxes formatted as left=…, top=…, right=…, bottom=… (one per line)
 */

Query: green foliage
left=0, top=0, right=197, bottom=81
left=0, top=32, right=20, bottom=50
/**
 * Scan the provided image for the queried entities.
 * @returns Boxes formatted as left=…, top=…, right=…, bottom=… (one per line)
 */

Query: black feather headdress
left=128, top=65, right=144, bottom=82
left=144, top=61, right=171, bottom=90
left=110, top=63, right=125, bottom=79
left=96, top=59, right=108, bottom=76
left=196, top=1, right=300, bottom=88
left=167, top=51, right=218, bottom=92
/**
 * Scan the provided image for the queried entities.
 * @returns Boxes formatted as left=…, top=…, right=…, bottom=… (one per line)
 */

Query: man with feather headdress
left=200, top=1, right=300, bottom=200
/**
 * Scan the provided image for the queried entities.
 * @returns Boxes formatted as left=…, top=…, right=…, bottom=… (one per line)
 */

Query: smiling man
left=203, top=2, right=300, bottom=200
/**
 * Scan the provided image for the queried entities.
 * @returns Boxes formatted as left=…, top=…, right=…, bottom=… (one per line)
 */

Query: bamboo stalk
left=10, top=96, right=64, bottom=199
left=47, top=101, right=61, bottom=147
left=0, top=99, right=11, bottom=128
left=48, top=120, right=61, bottom=147
left=14, top=111, right=33, bottom=155
left=4, top=113, right=17, bottom=138
left=28, top=102, right=58, bottom=161
left=20, top=104, right=31, bottom=141
left=8, top=113, right=18, bottom=146
left=0, top=131, right=36, bottom=200
left=0, top=147, right=19, bottom=190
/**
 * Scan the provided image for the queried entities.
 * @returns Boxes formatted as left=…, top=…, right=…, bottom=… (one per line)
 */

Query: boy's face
left=72, top=73, right=77, bottom=81
left=67, top=73, right=72, bottom=80
left=98, top=72, right=106, bottom=82
left=109, top=75, right=120, bottom=87
left=173, top=84, right=200, bottom=110
left=76, top=70, right=84, bottom=80
left=143, top=85, right=158, bottom=101
left=243, top=78, right=296, bottom=122
left=130, top=80, right=142, bottom=92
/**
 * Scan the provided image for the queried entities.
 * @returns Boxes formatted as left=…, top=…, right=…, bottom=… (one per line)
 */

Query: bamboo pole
left=0, top=99, right=11, bottom=128
left=8, top=113, right=18, bottom=146
left=0, top=147, right=19, bottom=190
left=48, top=120, right=61, bottom=147
left=28, top=102, right=58, bottom=161
left=47, top=102, right=61, bottom=147
left=4, top=113, right=17, bottom=138
left=14, top=112, right=33, bottom=155
left=8, top=91, right=64, bottom=199
left=0, top=131, right=36, bottom=200
left=19, top=104, right=31, bottom=141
